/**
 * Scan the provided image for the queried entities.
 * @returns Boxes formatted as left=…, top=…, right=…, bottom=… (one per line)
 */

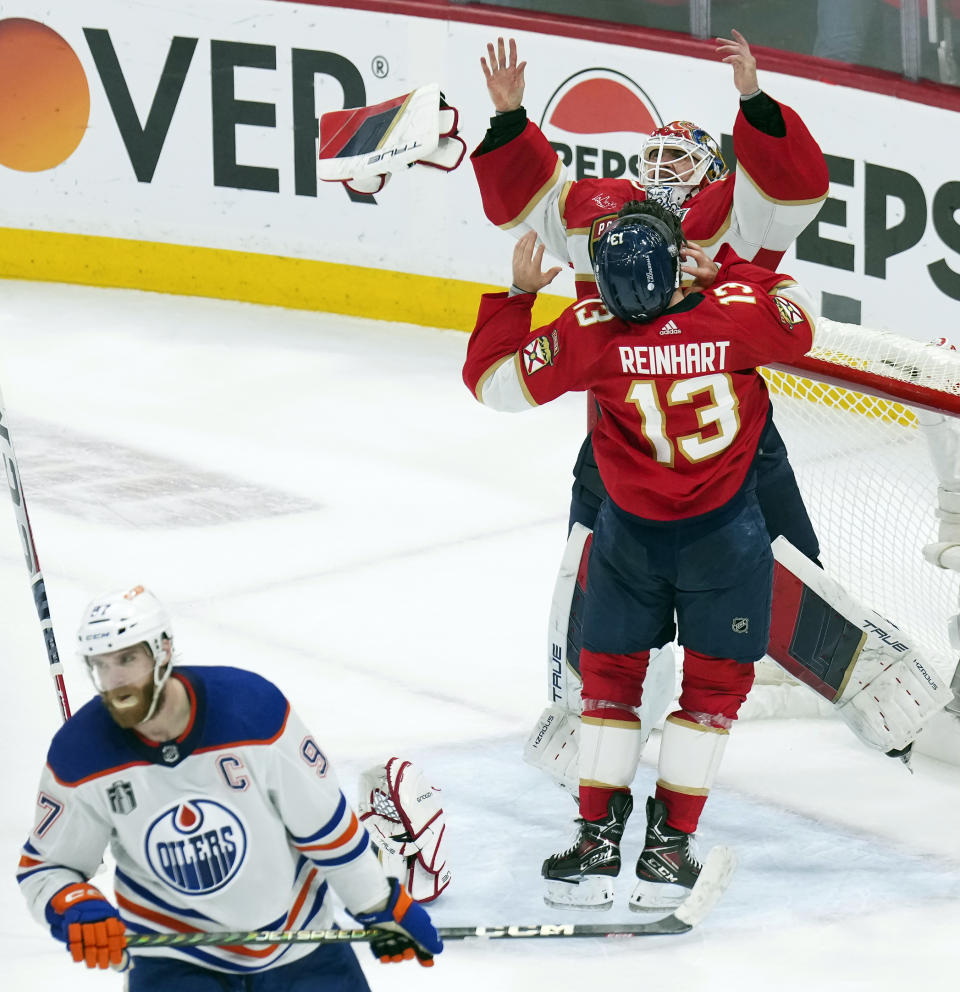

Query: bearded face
left=87, top=642, right=167, bottom=729
left=101, top=679, right=165, bottom=729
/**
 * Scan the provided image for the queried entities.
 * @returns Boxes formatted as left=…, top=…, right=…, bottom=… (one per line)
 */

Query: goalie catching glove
left=317, top=82, right=466, bottom=194
left=351, top=877, right=442, bottom=966
left=358, top=757, right=451, bottom=902
left=46, top=882, right=126, bottom=970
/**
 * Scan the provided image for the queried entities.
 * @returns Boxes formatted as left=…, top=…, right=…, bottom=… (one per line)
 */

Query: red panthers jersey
left=463, top=250, right=815, bottom=520
left=472, top=98, right=829, bottom=299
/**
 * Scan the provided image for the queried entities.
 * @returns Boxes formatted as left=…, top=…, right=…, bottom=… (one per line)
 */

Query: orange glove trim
left=50, top=882, right=107, bottom=914
left=391, top=887, right=414, bottom=923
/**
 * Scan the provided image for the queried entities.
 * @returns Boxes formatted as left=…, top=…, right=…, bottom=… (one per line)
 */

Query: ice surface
left=1, top=281, right=958, bottom=991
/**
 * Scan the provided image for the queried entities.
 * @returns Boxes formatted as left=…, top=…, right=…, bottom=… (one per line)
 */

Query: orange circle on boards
left=0, top=18, right=90, bottom=171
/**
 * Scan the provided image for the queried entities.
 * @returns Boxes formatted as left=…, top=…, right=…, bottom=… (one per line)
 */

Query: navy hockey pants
left=127, top=944, right=371, bottom=991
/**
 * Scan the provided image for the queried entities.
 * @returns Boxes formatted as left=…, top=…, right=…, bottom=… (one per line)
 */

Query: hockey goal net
left=745, top=318, right=960, bottom=735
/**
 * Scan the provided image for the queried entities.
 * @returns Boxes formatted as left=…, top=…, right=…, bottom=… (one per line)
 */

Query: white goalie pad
left=546, top=522, right=592, bottom=712
left=357, top=757, right=451, bottom=902
left=524, top=705, right=580, bottom=794
left=769, top=537, right=954, bottom=753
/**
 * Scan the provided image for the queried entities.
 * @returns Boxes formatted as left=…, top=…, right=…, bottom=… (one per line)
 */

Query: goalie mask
left=592, top=206, right=681, bottom=323
left=357, top=758, right=451, bottom=903
left=77, top=585, right=174, bottom=726
left=640, top=121, right=727, bottom=207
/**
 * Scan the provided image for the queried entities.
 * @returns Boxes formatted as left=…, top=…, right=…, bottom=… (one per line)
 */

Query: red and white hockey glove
left=46, top=882, right=126, bottom=969
left=317, top=82, right=466, bottom=195
left=351, top=877, right=443, bottom=967
left=358, top=757, right=451, bottom=902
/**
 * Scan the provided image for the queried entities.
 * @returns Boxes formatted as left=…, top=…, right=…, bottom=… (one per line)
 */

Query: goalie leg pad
left=546, top=522, right=592, bottom=710
left=769, top=537, right=954, bottom=752
left=523, top=705, right=580, bottom=795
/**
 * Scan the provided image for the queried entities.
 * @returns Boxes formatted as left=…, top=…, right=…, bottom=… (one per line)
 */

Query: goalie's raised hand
left=351, top=878, right=443, bottom=967
left=482, top=37, right=526, bottom=112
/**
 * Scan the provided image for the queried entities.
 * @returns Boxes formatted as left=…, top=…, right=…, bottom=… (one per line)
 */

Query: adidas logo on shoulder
left=660, top=319, right=682, bottom=336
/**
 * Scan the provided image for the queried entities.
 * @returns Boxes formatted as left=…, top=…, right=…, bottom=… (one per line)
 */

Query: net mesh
left=759, top=319, right=960, bottom=680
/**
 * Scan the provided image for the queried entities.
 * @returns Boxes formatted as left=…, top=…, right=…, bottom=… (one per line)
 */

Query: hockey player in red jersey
left=16, top=586, right=442, bottom=987
left=463, top=201, right=816, bottom=910
left=474, top=33, right=851, bottom=779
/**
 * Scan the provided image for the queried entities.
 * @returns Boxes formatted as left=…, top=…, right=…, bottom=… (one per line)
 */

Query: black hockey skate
left=629, top=796, right=701, bottom=913
left=542, top=791, right=632, bottom=910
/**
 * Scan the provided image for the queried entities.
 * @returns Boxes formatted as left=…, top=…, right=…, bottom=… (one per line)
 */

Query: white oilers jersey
left=16, top=666, right=389, bottom=974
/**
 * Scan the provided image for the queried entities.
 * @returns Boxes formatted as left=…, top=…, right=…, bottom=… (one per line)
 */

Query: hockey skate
left=629, top=797, right=701, bottom=913
left=541, top=791, right=632, bottom=910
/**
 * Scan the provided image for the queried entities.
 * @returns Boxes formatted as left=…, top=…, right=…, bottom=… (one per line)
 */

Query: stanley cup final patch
left=522, top=330, right=561, bottom=375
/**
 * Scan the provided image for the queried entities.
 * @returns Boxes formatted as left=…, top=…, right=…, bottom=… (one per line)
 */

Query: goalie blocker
left=768, top=537, right=953, bottom=754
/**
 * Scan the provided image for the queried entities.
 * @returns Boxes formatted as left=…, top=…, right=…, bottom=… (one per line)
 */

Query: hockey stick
left=126, top=847, right=736, bottom=947
left=126, top=920, right=689, bottom=948
left=0, top=384, right=71, bottom=721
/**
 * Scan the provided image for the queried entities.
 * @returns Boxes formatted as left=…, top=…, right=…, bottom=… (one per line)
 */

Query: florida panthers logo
left=145, top=799, right=247, bottom=895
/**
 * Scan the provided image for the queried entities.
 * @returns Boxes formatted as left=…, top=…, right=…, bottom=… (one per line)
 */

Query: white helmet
left=77, top=586, right=174, bottom=714
left=77, top=585, right=172, bottom=662
left=639, top=120, right=728, bottom=208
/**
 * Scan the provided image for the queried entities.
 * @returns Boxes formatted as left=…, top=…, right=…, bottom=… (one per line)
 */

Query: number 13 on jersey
left=626, top=373, right=740, bottom=466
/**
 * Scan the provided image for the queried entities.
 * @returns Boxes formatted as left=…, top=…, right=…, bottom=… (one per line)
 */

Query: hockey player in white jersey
left=16, top=585, right=442, bottom=989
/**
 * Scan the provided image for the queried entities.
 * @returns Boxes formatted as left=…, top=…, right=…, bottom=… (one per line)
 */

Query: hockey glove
left=351, top=878, right=442, bottom=967
left=46, top=882, right=127, bottom=969
left=358, top=756, right=451, bottom=902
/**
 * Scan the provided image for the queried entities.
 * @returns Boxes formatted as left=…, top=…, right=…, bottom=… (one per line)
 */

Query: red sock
left=654, top=784, right=706, bottom=835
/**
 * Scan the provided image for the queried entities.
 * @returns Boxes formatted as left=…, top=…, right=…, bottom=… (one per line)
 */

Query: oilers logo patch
left=775, top=296, right=805, bottom=327
left=145, top=799, right=247, bottom=895
left=522, top=331, right=560, bottom=375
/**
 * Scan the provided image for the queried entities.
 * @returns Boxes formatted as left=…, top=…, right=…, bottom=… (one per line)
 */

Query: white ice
left=1, top=280, right=958, bottom=992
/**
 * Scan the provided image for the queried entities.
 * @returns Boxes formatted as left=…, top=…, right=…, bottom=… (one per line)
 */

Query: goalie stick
left=125, top=846, right=735, bottom=947
left=0, top=384, right=70, bottom=721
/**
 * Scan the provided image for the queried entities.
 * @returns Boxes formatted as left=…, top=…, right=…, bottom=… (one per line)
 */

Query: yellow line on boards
left=0, top=228, right=572, bottom=333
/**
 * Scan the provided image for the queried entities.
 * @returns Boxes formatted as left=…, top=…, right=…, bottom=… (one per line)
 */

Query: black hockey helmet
left=592, top=203, right=681, bottom=323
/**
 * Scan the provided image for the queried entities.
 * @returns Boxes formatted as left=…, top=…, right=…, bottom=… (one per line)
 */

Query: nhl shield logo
left=732, top=617, right=749, bottom=634
left=107, top=781, right=136, bottom=815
